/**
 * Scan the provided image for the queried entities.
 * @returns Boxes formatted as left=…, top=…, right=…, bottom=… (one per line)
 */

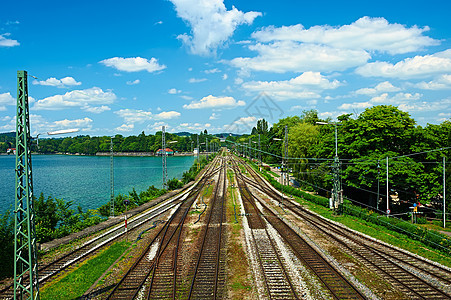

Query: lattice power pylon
left=14, top=70, right=39, bottom=300
left=162, top=126, right=167, bottom=189
left=110, top=137, right=115, bottom=217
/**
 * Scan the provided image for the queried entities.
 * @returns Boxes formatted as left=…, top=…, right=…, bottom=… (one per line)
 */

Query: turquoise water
left=0, top=154, right=195, bottom=215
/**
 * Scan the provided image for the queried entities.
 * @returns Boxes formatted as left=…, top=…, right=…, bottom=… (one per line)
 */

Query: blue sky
left=1, top=0, right=450, bottom=136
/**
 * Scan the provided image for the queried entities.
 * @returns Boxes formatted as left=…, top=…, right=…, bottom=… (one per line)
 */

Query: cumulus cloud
left=99, top=57, right=166, bottom=73
left=356, top=50, right=451, bottom=79
left=183, top=95, right=245, bottom=109
left=33, top=87, right=116, bottom=111
left=0, top=33, right=19, bottom=47
left=0, top=92, right=15, bottom=111
left=115, top=108, right=181, bottom=123
left=414, top=74, right=451, bottom=90
left=242, top=71, right=341, bottom=100
left=369, top=92, right=422, bottom=104
left=126, top=79, right=140, bottom=85
left=53, top=117, right=93, bottom=129
left=223, top=116, right=257, bottom=134
left=222, top=74, right=228, bottom=80
left=32, top=76, right=82, bottom=88
left=398, top=98, right=451, bottom=112
left=230, top=42, right=370, bottom=73
left=338, top=102, right=372, bottom=110
left=355, top=81, right=401, bottom=95
left=252, top=17, right=438, bottom=55
left=154, top=111, right=181, bottom=120
left=175, top=122, right=211, bottom=132
left=116, top=123, right=135, bottom=132
left=170, top=0, right=261, bottom=56
left=82, top=105, right=111, bottom=114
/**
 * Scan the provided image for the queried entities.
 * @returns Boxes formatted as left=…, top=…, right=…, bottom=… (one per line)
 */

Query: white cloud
left=356, top=50, right=451, bottom=79
left=230, top=42, right=370, bottom=73
left=180, top=95, right=193, bottom=100
left=170, top=0, right=261, bottom=56
left=0, top=92, right=15, bottom=110
left=115, top=108, right=180, bottom=123
left=242, top=72, right=341, bottom=101
left=175, top=122, right=211, bottom=132
left=53, top=117, right=93, bottom=129
left=0, top=33, right=19, bottom=47
left=147, top=122, right=169, bottom=132
left=33, top=87, right=116, bottom=110
left=99, top=57, right=166, bottom=73
left=189, top=77, right=207, bottom=83
left=414, top=74, right=451, bottom=90
left=398, top=98, right=451, bottom=112
left=222, top=74, right=228, bottom=80
left=82, top=105, right=111, bottom=114
left=355, top=81, right=401, bottom=95
left=168, top=88, right=181, bottom=94
left=223, top=116, right=257, bottom=134
left=205, top=68, right=221, bottom=74
left=369, top=92, right=422, bottom=104
left=32, top=76, right=82, bottom=88
left=154, top=111, right=181, bottom=120
left=116, top=123, right=135, bottom=132
left=209, top=113, right=220, bottom=120
left=126, top=79, right=140, bottom=85
left=115, top=109, right=152, bottom=123
left=338, top=102, right=373, bottom=110
left=252, top=17, right=438, bottom=55
left=183, top=95, right=245, bottom=109
left=234, top=78, right=244, bottom=85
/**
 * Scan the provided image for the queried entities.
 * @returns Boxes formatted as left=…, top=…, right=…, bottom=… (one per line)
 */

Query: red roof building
left=156, top=148, right=174, bottom=156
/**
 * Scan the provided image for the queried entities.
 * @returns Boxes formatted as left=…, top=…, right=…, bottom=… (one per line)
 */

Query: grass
left=294, top=195, right=451, bottom=267
left=226, top=170, right=254, bottom=299
left=40, top=241, right=131, bottom=299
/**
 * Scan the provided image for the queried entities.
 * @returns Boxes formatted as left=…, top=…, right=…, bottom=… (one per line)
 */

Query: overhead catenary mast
left=162, top=126, right=168, bottom=189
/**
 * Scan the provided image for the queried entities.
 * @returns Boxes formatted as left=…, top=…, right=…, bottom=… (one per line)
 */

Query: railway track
left=0, top=155, right=221, bottom=300
left=188, top=156, right=227, bottom=299
left=241, top=156, right=451, bottom=299
left=231, top=156, right=366, bottom=299
left=232, top=159, right=300, bottom=299
left=106, top=155, right=222, bottom=299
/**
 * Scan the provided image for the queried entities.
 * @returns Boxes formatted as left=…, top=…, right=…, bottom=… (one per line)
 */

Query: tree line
left=226, top=105, right=450, bottom=215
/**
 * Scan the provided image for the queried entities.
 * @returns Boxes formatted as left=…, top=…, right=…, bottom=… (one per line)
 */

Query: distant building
left=156, top=148, right=174, bottom=156
left=193, top=148, right=199, bottom=155
left=7, top=148, right=16, bottom=155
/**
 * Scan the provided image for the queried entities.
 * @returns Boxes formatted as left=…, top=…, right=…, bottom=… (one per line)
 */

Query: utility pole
left=258, top=134, right=261, bottom=171
left=377, top=160, right=380, bottom=211
left=14, top=70, right=39, bottom=300
left=197, top=135, right=200, bottom=171
left=386, top=156, right=389, bottom=217
left=444, top=156, right=446, bottom=228
left=206, top=137, right=208, bottom=160
left=248, top=138, right=251, bottom=160
left=162, top=126, right=167, bottom=189
left=110, top=137, right=114, bottom=217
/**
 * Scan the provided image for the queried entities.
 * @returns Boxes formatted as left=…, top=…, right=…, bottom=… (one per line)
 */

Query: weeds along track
left=0, top=178, right=205, bottom=300
left=242, top=157, right=451, bottom=299
left=106, top=155, right=222, bottom=300
left=187, top=156, right=227, bottom=300
left=232, top=157, right=365, bottom=299
left=231, top=159, right=299, bottom=300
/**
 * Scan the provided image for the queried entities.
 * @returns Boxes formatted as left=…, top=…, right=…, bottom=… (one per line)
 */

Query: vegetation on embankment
left=0, top=152, right=216, bottom=280
left=246, top=159, right=451, bottom=265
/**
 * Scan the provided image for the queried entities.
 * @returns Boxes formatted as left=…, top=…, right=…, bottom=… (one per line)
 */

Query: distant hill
left=173, top=132, right=192, bottom=137
left=0, top=132, right=15, bottom=138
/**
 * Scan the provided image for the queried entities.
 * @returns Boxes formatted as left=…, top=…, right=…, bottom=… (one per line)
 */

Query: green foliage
left=0, top=210, right=14, bottom=279
left=167, top=178, right=184, bottom=190
left=40, top=241, right=130, bottom=300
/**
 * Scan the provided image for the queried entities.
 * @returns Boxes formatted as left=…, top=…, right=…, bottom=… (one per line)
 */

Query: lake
left=0, top=154, right=195, bottom=215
